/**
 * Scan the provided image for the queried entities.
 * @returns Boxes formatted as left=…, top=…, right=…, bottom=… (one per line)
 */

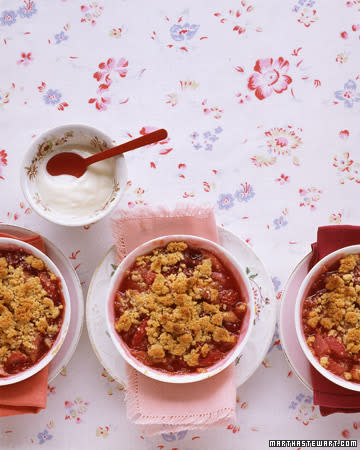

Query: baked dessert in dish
left=0, top=249, right=65, bottom=376
left=302, top=253, right=360, bottom=382
left=112, top=241, right=248, bottom=374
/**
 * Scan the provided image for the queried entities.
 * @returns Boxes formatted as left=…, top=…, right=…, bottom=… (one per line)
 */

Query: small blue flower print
left=289, top=394, right=313, bottom=410
left=235, top=183, right=255, bottom=203
left=217, top=193, right=234, bottom=210
left=37, top=429, right=53, bottom=445
left=161, top=430, right=188, bottom=442
left=44, top=89, right=62, bottom=105
left=170, top=23, right=200, bottom=41
left=54, top=31, right=68, bottom=44
left=18, top=2, right=37, bottom=18
left=0, top=10, right=17, bottom=26
left=334, top=80, right=360, bottom=108
left=273, top=215, right=288, bottom=229
left=209, top=134, right=219, bottom=142
left=191, top=127, right=222, bottom=151
left=292, top=0, right=315, bottom=12
left=162, top=432, right=176, bottom=442
left=272, top=276, right=281, bottom=293
left=176, top=430, right=187, bottom=440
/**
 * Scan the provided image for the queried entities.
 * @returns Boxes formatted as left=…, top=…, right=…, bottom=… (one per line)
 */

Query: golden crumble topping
left=114, top=241, right=246, bottom=370
left=0, top=251, right=63, bottom=373
left=305, top=254, right=360, bottom=354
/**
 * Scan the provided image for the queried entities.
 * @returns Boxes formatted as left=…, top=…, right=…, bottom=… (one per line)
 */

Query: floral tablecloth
left=1, top=0, right=360, bottom=448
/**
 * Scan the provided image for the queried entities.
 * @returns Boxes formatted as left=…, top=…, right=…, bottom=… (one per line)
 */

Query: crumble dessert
left=113, top=241, right=248, bottom=373
left=0, top=249, right=64, bottom=376
left=302, top=253, right=360, bottom=382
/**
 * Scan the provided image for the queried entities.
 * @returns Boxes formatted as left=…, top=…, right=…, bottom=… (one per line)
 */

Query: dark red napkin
left=0, top=232, right=48, bottom=416
left=309, top=225, right=360, bottom=416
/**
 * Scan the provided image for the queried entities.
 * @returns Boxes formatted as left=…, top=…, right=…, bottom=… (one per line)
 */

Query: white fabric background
left=0, top=0, right=360, bottom=448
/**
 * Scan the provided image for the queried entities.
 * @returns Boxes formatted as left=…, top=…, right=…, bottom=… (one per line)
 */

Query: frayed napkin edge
left=111, top=204, right=216, bottom=262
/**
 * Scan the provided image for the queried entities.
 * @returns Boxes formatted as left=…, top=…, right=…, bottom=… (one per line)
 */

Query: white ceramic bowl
left=106, top=235, right=254, bottom=383
left=295, top=245, right=360, bottom=392
left=21, top=124, right=127, bottom=227
left=0, top=237, right=71, bottom=385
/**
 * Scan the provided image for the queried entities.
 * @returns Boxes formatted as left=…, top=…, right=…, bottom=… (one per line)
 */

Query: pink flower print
left=80, top=2, right=104, bottom=26
left=0, top=149, right=8, bottom=166
left=109, top=27, right=122, bottom=38
left=96, top=426, right=110, bottom=438
left=94, top=58, right=128, bottom=85
left=352, top=163, right=360, bottom=183
left=342, top=430, right=351, bottom=439
left=299, top=187, right=322, bottom=210
left=213, top=5, right=257, bottom=37
left=88, top=96, right=110, bottom=111
left=336, top=52, right=349, bottom=64
left=265, top=127, right=302, bottom=156
left=0, top=149, right=8, bottom=180
left=250, top=155, right=276, bottom=167
left=103, top=57, right=128, bottom=78
left=90, top=57, right=128, bottom=111
left=17, top=52, right=32, bottom=65
left=339, top=129, right=350, bottom=139
left=332, top=152, right=360, bottom=184
left=202, top=99, right=223, bottom=119
left=333, top=152, right=353, bottom=173
left=0, top=89, right=10, bottom=107
left=248, top=57, right=292, bottom=100
left=227, top=424, right=241, bottom=434
left=347, top=0, right=360, bottom=10
left=64, top=397, right=89, bottom=423
left=276, top=173, right=290, bottom=184
left=329, top=213, right=342, bottom=224
left=297, top=8, right=319, bottom=27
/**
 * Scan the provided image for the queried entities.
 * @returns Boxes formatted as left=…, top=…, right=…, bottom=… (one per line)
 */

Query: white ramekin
left=21, top=124, right=127, bottom=227
left=295, top=245, right=360, bottom=392
left=106, top=235, right=254, bottom=383
left=0, top=237, right=71, bottom=385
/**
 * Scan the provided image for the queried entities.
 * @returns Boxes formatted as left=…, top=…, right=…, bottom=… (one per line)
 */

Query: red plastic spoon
left=46, top=128, right=168, bottom=178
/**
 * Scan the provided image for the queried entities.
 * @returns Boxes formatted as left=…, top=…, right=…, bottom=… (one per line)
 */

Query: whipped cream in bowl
left=21, top=125, right=127, bottom=227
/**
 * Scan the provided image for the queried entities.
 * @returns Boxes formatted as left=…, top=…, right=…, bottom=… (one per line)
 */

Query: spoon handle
left=85, top=129, right=168, bottom=167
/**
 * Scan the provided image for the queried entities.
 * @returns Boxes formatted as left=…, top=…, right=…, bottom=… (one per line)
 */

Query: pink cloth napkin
left=0, top=233, right=48, bottom=417
left=111, top=206, right=236, bottom=435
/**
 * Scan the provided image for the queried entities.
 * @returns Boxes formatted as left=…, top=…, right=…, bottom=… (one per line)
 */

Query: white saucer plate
left=0, top=224, right=84, bottom=382
left=279, top=253, right=312, bottom=391
left=86, top=227, right=276, bottom=387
